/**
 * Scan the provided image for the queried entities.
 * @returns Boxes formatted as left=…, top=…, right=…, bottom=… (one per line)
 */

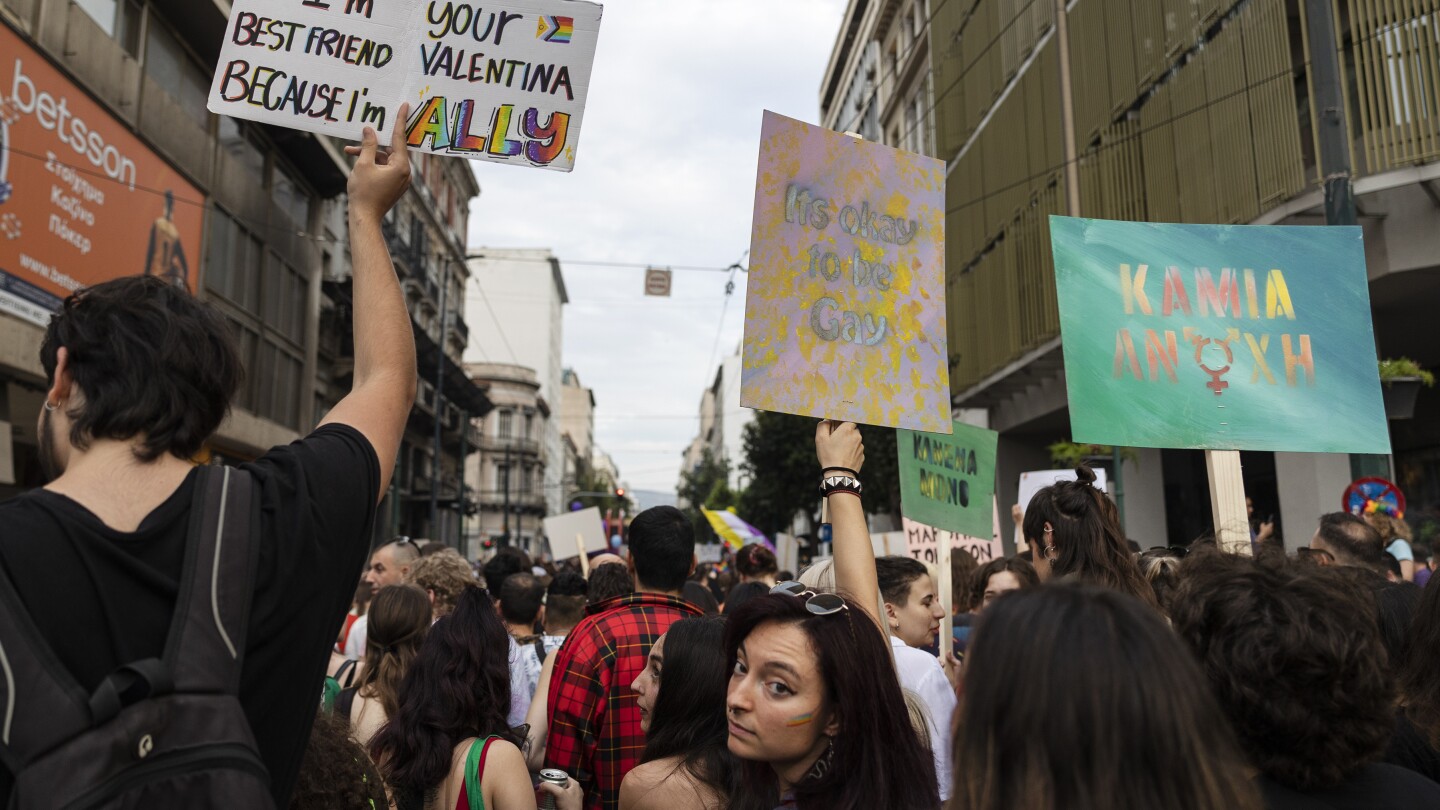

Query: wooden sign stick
left=1206, top=450, right=1252, bottom=556
left=577, top=533, right=590, bottom=577
left=937, top=527, right=954, bottom=661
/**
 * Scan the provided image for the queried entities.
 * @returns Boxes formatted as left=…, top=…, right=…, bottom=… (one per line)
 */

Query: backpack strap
left=335, top=658, right=359, bottom=688
left=164, top=465, right=262, bottom=694
left=0, top=566, right=93, bottom=768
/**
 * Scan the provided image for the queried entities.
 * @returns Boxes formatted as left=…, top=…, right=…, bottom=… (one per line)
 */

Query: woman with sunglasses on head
left=1021, top=466, right=1157, bottom=607
left=723, top=421, right=941, bottom=810
left=620, top=616, right=738, bottom=810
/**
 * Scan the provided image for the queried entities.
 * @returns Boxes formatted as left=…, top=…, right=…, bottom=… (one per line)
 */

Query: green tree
left=677, top=448, right=732, bottom=544
left=738, top=412, right=903, bottom=541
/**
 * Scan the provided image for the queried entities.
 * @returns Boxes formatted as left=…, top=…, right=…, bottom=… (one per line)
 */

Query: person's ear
left=537, top=605, right=546, bottom=627
left=427, top=589, right=436, bottom=605
left=884, top=601, right=900, bottom=631
left=689, top=554, right=697, bottom=578
left=46, top=347, right=74, bottom=408
left=823, top=710, right=841, bottom=738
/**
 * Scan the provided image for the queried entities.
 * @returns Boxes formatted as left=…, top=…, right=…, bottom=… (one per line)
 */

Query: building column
left=1119, top=448, right=1168, bottom=547
left=1274, top=452, right=1353, bottom=552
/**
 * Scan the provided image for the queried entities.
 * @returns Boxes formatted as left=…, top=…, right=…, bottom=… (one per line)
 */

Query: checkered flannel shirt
left=544, top=592, right=701, bottom=810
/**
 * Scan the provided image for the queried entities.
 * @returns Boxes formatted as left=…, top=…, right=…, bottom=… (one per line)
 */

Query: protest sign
left=207, top=0, right=603, bottom=171
left=0, top=25, right=205, bottom=325
left=740, top=111, right=949, bottom=432
left=902, top=511, right=1003, bottom=568
left=1049, top=216, right=1389, bottom=453
left=870, top=531, right=907, bottom=558
left=696, top=543, right=724, bottom=564
left=543, top=506, right=606, bottom=561
left=898, top=420, right=998, bottom=537
left=775, top=533, right=800, bottom=574
left=1016, top=468, right=1108, bottom=515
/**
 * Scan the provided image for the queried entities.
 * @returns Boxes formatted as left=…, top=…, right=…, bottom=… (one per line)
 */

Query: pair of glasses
left=770, top=581, right=849, bottom=615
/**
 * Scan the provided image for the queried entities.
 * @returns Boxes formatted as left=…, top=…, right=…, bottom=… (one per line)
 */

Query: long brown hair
left=356, top=584, right=431, bottom=720
left=954, top=583, right=1261, bottom=810
left=1021, top=466, right=1157, bottom=607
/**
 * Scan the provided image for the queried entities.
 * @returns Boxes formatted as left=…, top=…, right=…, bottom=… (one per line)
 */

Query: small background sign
left=644, top=267, right=671, bottom=296
left=902, top=510, right=1003, bottom=568
left=898, top=420, right=998, bottom=537
left=543, top=506, right=607, bottom=560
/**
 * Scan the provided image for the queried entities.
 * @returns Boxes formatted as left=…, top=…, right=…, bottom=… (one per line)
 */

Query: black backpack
left=0, top=465, right=275, bottom=809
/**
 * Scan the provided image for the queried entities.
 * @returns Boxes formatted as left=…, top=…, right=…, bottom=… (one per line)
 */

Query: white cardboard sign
left=207, top=0, right=602, bottom=171
left=1014, top=468, right=1108, bottom=550
left=543, top=506, right=607, bottom=561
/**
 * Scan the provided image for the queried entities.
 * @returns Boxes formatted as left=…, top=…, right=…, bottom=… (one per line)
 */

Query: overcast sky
left=465, top=0, right=847, bottom=493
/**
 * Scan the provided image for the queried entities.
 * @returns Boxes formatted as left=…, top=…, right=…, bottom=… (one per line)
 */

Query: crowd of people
left=4, top=119, right=1440, bottom=810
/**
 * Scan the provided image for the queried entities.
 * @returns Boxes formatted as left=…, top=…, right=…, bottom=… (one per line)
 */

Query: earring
left=43, top=401, right=58, bottom=412
left=805, top=737, right=835, bottom=781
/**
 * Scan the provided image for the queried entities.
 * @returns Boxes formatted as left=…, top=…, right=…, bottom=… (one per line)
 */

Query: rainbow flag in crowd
left=701, top=508, right=773, bottom=551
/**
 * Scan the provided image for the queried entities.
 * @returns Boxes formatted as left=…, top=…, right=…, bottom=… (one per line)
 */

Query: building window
left=271, top=164, right=312, bottom=229
left=524, top=412, right=533, bottom=440
left=498, top=410, right=513, bottom=439
left=75, top=0, right=141, bottom=53
left=219, top=117, right=266, bottom=179
left=144, top=18, right=210, bottom=128
left=206, top=207, right=307, bottom=430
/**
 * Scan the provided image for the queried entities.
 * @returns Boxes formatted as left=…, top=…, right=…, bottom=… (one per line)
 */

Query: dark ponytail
left=1022, top=466, right=1157, bottom=607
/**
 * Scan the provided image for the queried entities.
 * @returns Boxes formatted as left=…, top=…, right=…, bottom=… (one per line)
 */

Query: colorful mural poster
left=1049, top=216, right=1390, bottom=453
left=207, top=0, right=602, bottom=172
left=0, top=23, right=205, bottom=327
left=898, top=419, right=997, bottom=537
left=740, top=111, right=949, bottom=432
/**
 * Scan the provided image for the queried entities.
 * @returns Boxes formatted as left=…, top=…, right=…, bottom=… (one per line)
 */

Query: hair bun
left=1074, top=465, right=1097, bottom=485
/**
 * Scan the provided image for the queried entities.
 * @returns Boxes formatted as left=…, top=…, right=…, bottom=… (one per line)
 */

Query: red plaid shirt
left=545, top=592, right=701, bottom=810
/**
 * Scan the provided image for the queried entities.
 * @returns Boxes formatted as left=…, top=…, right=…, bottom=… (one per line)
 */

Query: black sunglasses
left=770, top=581, right=849, bottom=615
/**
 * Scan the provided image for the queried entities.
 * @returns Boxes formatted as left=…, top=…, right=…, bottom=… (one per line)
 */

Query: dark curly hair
left=369, top=586, right=515, bottom=807
left=1169, top=552, right=1393, bottom=791
left=40, top=275, right=241, bottom=462
left=289, top=710, right=389, bottom=810
left=1400, top=568, right=1440, bottom=747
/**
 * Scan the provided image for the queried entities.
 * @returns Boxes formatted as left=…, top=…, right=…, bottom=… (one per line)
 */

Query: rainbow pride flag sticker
left=536, top=16, right=573, bottom=43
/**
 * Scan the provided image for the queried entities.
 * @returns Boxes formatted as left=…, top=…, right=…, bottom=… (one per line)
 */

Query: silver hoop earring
left=43, top=401, right=58, bottom=412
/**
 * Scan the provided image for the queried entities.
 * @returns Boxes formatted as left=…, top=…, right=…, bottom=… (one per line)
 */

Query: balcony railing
left=475, top=435, right=542, bottom=455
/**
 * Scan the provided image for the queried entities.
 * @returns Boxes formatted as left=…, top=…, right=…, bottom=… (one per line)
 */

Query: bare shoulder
left=619, top=759, right=723, bottom=810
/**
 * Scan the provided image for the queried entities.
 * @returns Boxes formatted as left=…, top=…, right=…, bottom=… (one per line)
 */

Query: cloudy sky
left=465, top=0, right=848, bottom=493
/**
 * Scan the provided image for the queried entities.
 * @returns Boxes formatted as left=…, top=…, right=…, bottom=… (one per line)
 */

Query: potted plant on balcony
left=1047, top=440, right=1138, bottom=470
left=1379, top=358, right=1435, bottom=420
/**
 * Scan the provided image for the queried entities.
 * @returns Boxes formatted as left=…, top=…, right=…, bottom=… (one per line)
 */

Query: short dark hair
left=547, top=569, right=588, bottom=598
left=875, top=556, right=928, bottom=606
left=40, top=275, right=242, bottom=462
left=626, top=506, right=694, bottom=592
left=587, top=562, right=632, bottom=605
left=968, top=556, right=1040, bottom=610
left=1316, top=512, right=1384, bottom=567
left=1170, top=553, right=1393, bottom=791
left=482, top=547, right=529, bottom=595
left=722, top=581, right=769, bottom=614
left=498, top=572, right=545, bottom=625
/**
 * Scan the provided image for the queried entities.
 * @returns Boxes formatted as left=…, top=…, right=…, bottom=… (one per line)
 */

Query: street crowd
left=1, top=120, right=1438, bottom=810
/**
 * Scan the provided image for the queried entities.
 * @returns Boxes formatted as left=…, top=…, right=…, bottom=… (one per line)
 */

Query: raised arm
left=816, top=420, right=881, bottom=627
left=320, top=106, right=418, bottom=501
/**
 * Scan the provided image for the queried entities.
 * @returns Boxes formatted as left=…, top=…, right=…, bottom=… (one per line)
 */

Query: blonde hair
left=404, top=551, right=475, bottom=619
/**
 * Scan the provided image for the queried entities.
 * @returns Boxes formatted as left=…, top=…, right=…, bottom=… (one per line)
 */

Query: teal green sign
left=1049, top=216, right=1390, bottom=453
left=897, top=420, right=998, bottom=538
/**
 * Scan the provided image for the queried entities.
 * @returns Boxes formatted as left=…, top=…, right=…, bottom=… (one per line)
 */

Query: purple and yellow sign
left=740, top=111, right=949, bottom=432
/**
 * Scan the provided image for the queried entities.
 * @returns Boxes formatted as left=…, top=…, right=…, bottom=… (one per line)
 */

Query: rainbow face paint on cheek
left=785, top=712, right=815, bottom=727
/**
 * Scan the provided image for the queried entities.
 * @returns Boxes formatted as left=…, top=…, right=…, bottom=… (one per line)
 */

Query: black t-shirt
left=0, top=425, right=379, bottom=806
left=1257, top=762, right=1440, bottom=809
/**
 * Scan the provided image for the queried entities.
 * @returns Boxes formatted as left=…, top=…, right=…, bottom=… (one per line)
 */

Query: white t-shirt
left=343, top=614, right=368, bottom=659
left=507, top=636, right=530, bottom=728
left=890, top=635, right=956, bottom=801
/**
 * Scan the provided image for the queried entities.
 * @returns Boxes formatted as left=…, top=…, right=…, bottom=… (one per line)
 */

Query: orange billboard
left=0, top=23, right=204, bottom=326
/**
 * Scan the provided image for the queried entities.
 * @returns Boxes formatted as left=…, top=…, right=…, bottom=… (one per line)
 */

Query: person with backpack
left=0, top=110, right=418, bottom=807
